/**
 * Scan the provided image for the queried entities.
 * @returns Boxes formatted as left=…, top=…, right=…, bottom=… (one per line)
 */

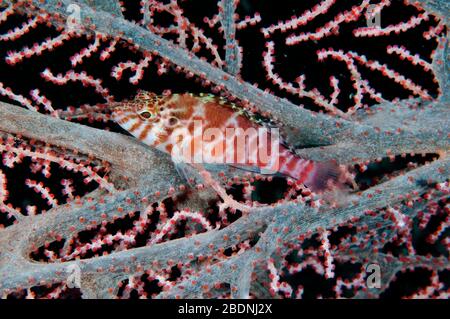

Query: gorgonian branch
left=0, top=0, right=448, bottom=299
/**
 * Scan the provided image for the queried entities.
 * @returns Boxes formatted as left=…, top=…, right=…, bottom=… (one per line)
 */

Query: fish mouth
left=110, top=107, right=134, bottom=124
left=110, top=102, right=127, bottom=112
left=110, top=107, right=123, bottom=120
left=110, top=103, right=134, bottom=117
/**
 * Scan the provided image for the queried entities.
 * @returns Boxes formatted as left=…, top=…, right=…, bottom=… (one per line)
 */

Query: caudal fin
left=303, top=160, right=345, bottom=193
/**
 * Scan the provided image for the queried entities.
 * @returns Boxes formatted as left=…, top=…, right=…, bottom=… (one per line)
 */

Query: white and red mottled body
left=112, top=91, right=340, bottom=192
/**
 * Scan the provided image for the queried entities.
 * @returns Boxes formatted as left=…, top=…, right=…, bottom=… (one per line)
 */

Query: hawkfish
left=112, top=91, right=343, bottom=193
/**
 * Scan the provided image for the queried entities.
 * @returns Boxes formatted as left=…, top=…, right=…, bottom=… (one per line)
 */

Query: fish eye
left=167, top=117, right=179, bottom=126
left=139, top=111, right=153, bottom=120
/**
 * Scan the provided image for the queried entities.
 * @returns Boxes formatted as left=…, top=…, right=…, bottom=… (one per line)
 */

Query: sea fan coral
left=0, top=0, right=448, bottom=300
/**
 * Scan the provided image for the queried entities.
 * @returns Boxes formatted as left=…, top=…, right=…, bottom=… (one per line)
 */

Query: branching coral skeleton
left=0, top=0, right=448, bottom=299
